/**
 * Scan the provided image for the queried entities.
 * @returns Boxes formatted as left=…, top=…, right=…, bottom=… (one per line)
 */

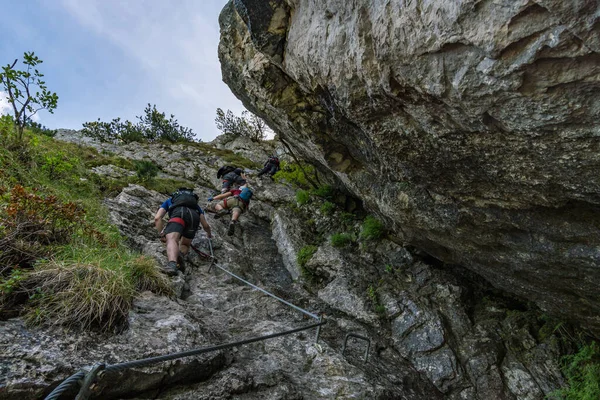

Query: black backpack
left=217, top=165, right=236, bottom=179
left=269, top=156, right=280, bottom=166
left=170, top=188, right=199, bottom=210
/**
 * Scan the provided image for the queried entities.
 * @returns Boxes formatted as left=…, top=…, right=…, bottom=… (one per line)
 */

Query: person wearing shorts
left=208, top=186, right=252, bottom=236
left=154, top=197, right=212, bottom=275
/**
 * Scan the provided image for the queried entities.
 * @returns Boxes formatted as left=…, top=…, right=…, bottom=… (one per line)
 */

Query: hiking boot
left=227, top=220, right=238, bottom=236
left=163, top=261, right=178, bottom=276
left=213, top=209, right=229, bottom=220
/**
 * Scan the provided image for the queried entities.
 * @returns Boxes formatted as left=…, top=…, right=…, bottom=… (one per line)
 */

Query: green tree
left=215, top=108, right=270, bottom=142
left=137, top=104, right=194, bottom=143
left=0, top=52, right=58, bottom=141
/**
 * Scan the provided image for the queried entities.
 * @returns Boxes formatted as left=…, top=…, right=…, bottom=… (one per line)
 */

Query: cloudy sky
left=0, top=0, right=245, bottom=141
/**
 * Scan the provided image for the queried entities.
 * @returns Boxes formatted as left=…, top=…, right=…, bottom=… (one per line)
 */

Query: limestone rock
left=218, top=0, right=600, bottom=335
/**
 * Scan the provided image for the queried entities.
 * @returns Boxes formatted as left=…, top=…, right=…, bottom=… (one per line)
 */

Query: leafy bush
left=297, top=245, right=317, bottom=267
left=81, top=104, right=195, bottom=144
left=26, top=121, right=56, bottom=137
left=0, top=185, right=87, bottom=269
left=330, top=232, right=353, bottom=248
left=215, top=108, right=271, bottom=142
left=360, top=216, right=385, bottom=241
left=134, top=160, right=159, bottom=182
left=552, top=342, right=600, bottom=400
left=320, top=201, right=336, bottom=214
left=274, top=161, right=313, bottom=188
left=0, top=114, right=16, bottom=142
left=40, top=151, right=75, bottom=179
left=296, top=189, right=310, bottom=205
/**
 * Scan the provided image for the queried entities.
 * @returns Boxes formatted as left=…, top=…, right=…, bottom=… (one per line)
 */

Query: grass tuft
left=360, top=216, right=385, bottom=241
left=551, top=341, right=600, bottom=400
left=23, top=262, right=135, bottom=331
left=296, top=189, right=310, bottom=205
left=330, top=232, right=354, bottom=248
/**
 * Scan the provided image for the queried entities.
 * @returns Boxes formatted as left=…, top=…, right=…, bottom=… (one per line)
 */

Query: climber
left=221, top=167, right=247, bottom=193
left=257, top=155, right=280, bottom=178
left=217, top=165, right=236, bottom=179
left=208, top=185, right=253, bottom=236
left=154, top=187, right=212, bottom=276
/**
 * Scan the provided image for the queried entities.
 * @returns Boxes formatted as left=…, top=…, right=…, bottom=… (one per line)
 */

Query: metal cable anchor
left=342, top=333, right=371, bottom=363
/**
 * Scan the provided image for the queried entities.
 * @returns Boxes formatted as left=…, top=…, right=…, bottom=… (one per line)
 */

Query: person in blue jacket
left=154, top=188, right=212, bottom=275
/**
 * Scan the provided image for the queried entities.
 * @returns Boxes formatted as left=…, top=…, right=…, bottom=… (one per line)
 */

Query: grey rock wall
left=218, top=0, right=600, bottom=335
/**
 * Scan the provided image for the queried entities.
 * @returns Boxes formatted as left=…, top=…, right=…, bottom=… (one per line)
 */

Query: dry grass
left=23, top=262, right=135, bottom=330
left=19, top=255, right=173, bottom=331
left=129, top=256, right=173, bottom=295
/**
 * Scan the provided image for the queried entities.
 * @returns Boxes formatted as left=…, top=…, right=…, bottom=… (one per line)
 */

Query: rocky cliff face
left=218, top=0, right=600, bottom=335
left=1, top=133, right=570, bottom=399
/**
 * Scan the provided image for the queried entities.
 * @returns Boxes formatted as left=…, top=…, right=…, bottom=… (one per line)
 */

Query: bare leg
left=166, top=232, right=182, bottom=262
left=231, top=208, right=242, bottom=222
left=180, top=237, right=192, bottom=255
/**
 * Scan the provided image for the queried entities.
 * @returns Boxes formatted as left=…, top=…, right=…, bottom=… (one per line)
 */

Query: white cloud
left=0, top=91, right=11, bottom=116
left=0, top=91, right=40, bottom=122
left=58, top=0, right=246, bottom=141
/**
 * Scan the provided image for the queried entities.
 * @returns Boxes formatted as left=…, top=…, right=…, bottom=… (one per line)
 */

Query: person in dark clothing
left=154, top=188, right=212, bottom=276
left=257, top=156, right=280, bottom=177
left=221, top=168, right=246, bottom=193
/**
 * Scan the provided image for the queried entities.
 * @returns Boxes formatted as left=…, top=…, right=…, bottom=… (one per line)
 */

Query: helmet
left=234, top=168, right=243, bottom=175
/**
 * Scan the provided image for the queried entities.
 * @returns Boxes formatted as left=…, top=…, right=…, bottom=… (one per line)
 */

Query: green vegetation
left=297, top=245, right=318, bottom=282
left=330, top=232, right=354, bottom=248
left=191, top=141, right=260, bottom=169
left=81, top=104, right=195, bottom=144
left=215, top=107, right=271, bottom=142
left=320, top=201, right=336, bottom=214
left=551, top=342, right=600, bottom=400
left=360, top=215, right=385, bottom=241
left=297, top=245, right=317, bottom=267
left=340, top=212, right=356, bottom=224
left=296, top=189, right=310, bottom=205
left=312, top=184, right=333, bottom=199
left=134, top=160, right=159, bottom=182
left=367, top=284, right=386, bottom=316
left=274, top=161, right=314, bottom=188
left=0, top=129, right=174, bottom=331
left=0, top=52, right=59, bottom=141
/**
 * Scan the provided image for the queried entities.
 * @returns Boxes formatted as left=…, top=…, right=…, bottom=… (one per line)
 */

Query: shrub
left=296, top=189, right=310, bottom=205
left=40, top=151, right=75, bottom=179
left=297, top=245, right=317, bottom=267
left=552, top=342, right=600, bottom=400
left=26, top=121, right=56, bottom=137
left=0, top=185, right=87, bottom=269
left=0, top=114, right=15, bottom=142
left=320, top=201, right=336, bottom=214
left=312, top=185, right=333, bottom=199
left=330, top=232, right=353, bottom=248
left=360, top=216, right=385, bottom=241
left=134, top=160, right=159, bottom=182
left=274, top=161, right=313, bottom=188
left=81, top=104, right=195, bottom=144
left=215, top=108, right=271, bottom=142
